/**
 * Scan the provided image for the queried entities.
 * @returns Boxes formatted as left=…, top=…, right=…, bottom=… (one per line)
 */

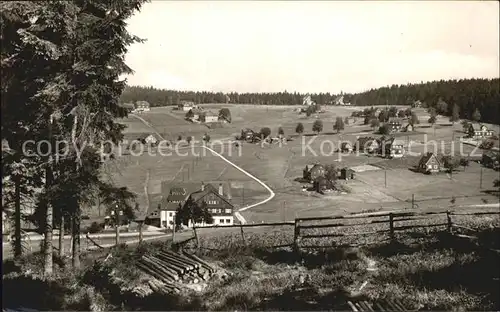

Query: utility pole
left=384, top=169, right=387, bottom=188
left=242, top=187, right=245, bottom=207
left=480, top=167, right=483, bottom=189
left=411, top=194, right=415, bottom=209
left=283, top=201, right=286, bottom=222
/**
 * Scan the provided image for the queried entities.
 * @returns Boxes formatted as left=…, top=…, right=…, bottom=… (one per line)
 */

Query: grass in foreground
left=2, top=227, right=499, bottom=311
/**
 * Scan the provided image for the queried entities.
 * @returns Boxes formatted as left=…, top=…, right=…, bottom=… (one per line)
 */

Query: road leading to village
left=130, top=114, right=276, bottom=224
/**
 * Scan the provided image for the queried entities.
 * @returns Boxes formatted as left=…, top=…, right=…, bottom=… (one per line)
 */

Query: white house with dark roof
left=146, top=181, right=233, bottom=229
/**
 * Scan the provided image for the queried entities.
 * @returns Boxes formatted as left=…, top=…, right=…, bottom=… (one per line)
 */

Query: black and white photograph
left=2, top=0, right=499, bottom=311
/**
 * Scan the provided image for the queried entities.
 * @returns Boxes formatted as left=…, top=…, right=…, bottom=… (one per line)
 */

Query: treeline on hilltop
left=121, top=78, right=500, bottom=124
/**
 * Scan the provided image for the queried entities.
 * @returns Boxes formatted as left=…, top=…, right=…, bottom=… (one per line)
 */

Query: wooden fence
left=180, top=210, right=500, bottom=250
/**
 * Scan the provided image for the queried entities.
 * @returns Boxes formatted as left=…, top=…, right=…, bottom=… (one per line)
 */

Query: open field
left=104, top=104, right=500, bottom=225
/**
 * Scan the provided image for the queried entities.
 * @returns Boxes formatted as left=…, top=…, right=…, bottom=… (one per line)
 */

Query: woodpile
left=136, top=250, right=217, bottom=292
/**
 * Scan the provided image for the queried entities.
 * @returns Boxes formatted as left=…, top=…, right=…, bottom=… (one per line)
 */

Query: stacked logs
left=136, top=250, right=216, bottom=292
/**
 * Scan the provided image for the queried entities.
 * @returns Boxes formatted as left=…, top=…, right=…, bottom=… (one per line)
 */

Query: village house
left=340, top=142, right=353, bottom=153
left=241, top=128, right=256, bottom=142
left=138, top=133, right=159, bottom=146
left=387, top=118, right=403, bottom=133
left=417, top=152, right=441, bottom=174
left=200, top=110, right=219, bottom=123
left=339, top=167, right=355, bottom=180
left=411, top=100, right=422, bottom=108
left=354, top=137, right=379, bottom=154
left=404, top=123, right=415, bottom=132
left=303, top=164, right=326, bottom=182
left=135, top=101, right=150, bottom=112
left=482, top=151, right=500, bottom=170
left=313, top=176, right=335, bottom=193
left=383, top=137, right=405, bottom=158
left=188, top=108, right=203, bottom=121
left=146, top=182, right=233, bottom=229
left=468, top=124, right=495, bottom=140
left=178, top=100, right=195, bottom=111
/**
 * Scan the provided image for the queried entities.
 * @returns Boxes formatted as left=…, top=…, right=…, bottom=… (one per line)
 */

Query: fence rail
left=176, top=209, right=499, bottom=251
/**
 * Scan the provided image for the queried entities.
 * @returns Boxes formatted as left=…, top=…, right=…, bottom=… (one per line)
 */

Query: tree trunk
left=115, top=207, right=120, bottom=246
left=72, top=208, right=81, bottom=269
left=43, top=166, right=54, bottom=275
left=14, top=176, right=22, bottom=258
left=44, top=117, right=54, bottom=275
left=59, top=214, right=64, bottom=257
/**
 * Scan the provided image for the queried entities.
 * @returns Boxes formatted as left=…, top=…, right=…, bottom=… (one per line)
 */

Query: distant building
left=355, top=137, right=379, bottom=154
left=418, top=152, right=441, bottom=174
left=384, top=137, right=405, bottom=158
left=303, top=164, right=325, bottom=182
left=387, top=118, right=403, bottom=133
left=468, top=124, right=494, bottom=140
left=339, top=167, right=355, bottom=180
left=138, top=133, right=159, bottom=145
left=411, top=100, right=422, bottom=108
left=340, top=142, right=353, bottom=153
left=313, top=176, right=335, bottom=193
left=189, top=108, right=203, bottom=121
left=178, top=101, right=195, bottom=111
left=135, top=101, right=150, bottom=112
left=482, top=151, right=500, bottom=170
left=201, top=110, right=219, bottom=123
left=404, top=123, right=415, bottom=132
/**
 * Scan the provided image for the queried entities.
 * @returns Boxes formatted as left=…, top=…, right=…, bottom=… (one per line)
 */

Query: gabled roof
left=188, top=185, right=233, bottom=208
left=388, top=117, right=402, bottom=124
left=470, top=124, right=488, bottom=131
left=136, top=100, right=150, bottom=107
left=418, top=152, right=440, bottom=167
left=138, top=133, right=158, bottom=140
left=203, top=110, right=218, bottom=117
left=309, top=164, right=325, bottom=171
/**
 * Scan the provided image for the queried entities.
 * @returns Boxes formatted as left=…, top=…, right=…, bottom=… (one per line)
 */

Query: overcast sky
left=123, top=1, right=499, bottom=94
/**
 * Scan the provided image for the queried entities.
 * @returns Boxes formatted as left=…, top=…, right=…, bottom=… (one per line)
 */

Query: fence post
left=240, top=224, right=246, bottom=245
left=446, top=210, right=453, bottom=234
left=293, top=219, right=300, bottom=253
left=389, top=213, right=394, bottom=240
left=193, top=225, right=199, bottom=248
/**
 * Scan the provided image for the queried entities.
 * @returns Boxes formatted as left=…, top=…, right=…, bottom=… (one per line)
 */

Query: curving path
left=130, top=114, right=276, bottom=224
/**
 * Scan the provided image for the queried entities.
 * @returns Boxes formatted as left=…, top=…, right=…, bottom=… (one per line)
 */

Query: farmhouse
left=135, top=101, right=150, bottom=112
left=387, top=118, right=403, bottom=133
left=482, top=151, right=500, bottom=170
left=355, top=137, right=379, bottom=153
left=138, top=133, right=159, bottom=145
left=178, top=101, right=195, bottom=111
left=404, top=123, right=415, bottom=132
left=313, top=176, right=335, bottom=193
left=340, top=142, right=353, bottom=153
left=339, top=167, right=355, bottom=180
left=384, top=138, right=405, bottom=158
left=411, top=100, right=422, bottom=108
left=188, top=108, right=203, bottom=121
left=147, top=182, right=233, bottom=229
left=241, top=128, right=256, bottom=142
left=418, top=152, right=441, bottom=174
left=468, top=124, right=495, bottom=139
left=303, top=164, right=326, bottom=182
left=200, top=110, right=219, bottom=123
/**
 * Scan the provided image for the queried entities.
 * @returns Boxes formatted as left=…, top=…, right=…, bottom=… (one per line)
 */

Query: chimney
left=219, top=183, right=223, bottom=196
left=201, top=182, right=205, bottom=191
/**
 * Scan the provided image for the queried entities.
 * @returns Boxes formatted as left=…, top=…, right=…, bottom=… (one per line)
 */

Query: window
left=433, top=165, right=438, bottom=169
left=219, top=219, right=224, bottom=224
left=226, top=219, right=231, bottom=223
left=169, top=212, right=173, bottom=217
left=162, top=221, right=167, bottom=227
left=225, top=209, right=232, bottom=214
